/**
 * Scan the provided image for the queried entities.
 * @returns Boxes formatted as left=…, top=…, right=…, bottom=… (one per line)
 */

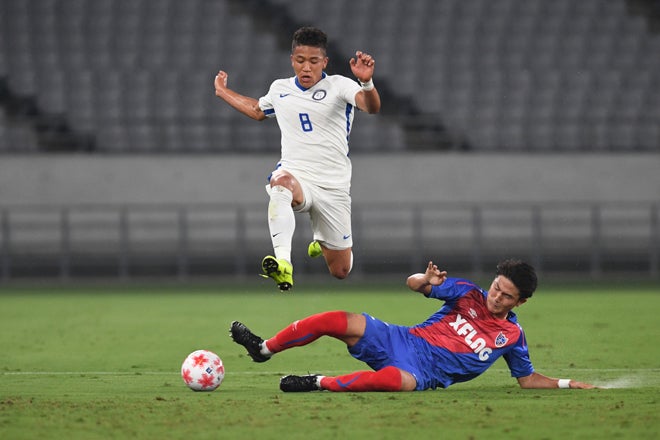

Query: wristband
left=359, top=78, right=374, bottom=91
left=557, top=379, right=571, bottom=389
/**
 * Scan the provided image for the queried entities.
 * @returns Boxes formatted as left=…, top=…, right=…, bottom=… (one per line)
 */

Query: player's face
left=486, top=276, right=526, bottom=319
left=291, top=45, right=328, bottom=89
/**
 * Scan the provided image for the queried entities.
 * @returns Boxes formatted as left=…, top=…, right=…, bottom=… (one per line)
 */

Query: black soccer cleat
left=279, top=374, right=321, bottom=392
left=230, top=321, right=271, bottom=363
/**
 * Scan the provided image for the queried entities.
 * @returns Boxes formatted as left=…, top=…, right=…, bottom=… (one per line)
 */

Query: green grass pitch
left=1, top=281, right=659, bottom=439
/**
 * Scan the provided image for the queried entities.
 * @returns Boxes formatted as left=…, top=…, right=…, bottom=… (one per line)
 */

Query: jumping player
left=230, top=259, right=597, bottom=391
left=213, top=27, right=381, bottom=292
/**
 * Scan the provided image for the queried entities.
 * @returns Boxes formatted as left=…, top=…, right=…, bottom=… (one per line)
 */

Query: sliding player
left=231, top=259, right=597, bottom=391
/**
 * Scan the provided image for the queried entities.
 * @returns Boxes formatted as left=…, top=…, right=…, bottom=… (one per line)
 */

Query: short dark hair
left=496, top=259, right=538, bottom=299
left=292, top=26, right=328, bottom=54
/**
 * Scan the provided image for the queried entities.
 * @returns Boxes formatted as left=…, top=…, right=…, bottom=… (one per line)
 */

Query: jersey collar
left=294, top=72, right=327, bottom=91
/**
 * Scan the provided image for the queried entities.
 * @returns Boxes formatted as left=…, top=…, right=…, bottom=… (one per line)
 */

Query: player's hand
left=214, top=70, right=229, bottom=94
left=425, top=261, right=447, bottom=286
left=349, top=51, right=375, bottom=83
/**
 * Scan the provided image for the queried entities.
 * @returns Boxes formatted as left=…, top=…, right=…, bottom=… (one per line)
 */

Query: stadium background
left=0, top=0, right=658, bottom=282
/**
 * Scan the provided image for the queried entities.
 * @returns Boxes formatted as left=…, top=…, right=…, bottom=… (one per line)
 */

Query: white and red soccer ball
left=181, top=350, right=225, bottom=391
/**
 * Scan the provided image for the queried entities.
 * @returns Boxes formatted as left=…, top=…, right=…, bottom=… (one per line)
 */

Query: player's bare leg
left=322, top=247, right=353, bottom=279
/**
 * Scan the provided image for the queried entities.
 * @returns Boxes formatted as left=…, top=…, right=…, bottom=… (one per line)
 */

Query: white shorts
left=265, top=176, right=353, bottom=250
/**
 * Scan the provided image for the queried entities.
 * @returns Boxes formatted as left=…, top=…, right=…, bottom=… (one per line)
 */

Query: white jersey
left=258, top=73, right=362, bottom=189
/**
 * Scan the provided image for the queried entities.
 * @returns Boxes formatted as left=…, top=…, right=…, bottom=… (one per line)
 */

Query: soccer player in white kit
left=214, top=27, right=381, bottom=291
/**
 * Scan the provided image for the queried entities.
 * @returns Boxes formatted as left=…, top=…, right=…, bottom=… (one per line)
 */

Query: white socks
left=260, top=340, right=274, bottom=357
left=267, top=185, right=295, bottom=263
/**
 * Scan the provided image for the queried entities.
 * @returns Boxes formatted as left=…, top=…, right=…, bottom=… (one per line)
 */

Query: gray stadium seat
left=1, top=0, right=658, bottom=152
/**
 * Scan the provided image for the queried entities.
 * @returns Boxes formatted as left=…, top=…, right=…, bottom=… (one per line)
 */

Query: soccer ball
left=181, top=349, right=225, bottom=391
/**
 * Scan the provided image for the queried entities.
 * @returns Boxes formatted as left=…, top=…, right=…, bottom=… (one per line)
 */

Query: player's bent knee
left=329, top=265, right=351, bottom=279
left=399, top=370, right=417, bottom=391
left=269, top=171, right=295, bottom=190
left=325, top=249, right=352, bottom=279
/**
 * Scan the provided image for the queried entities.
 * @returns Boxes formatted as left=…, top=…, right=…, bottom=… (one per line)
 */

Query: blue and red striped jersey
left=409, top=278, right=534, bottom=387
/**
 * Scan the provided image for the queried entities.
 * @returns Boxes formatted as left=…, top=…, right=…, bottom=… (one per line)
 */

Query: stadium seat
left=1, top=0, right=659, bottom=152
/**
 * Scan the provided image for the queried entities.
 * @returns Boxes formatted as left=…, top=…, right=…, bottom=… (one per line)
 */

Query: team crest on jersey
left=495, top=332, right=508, bottom=347
left=312, top=90, right=327, bottom=101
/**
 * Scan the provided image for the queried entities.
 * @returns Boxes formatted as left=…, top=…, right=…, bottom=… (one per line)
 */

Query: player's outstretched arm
left=517, top=372, right=598, bottom=389
left=350, top=51, right=381, bottom=114
left=406, top=261, right=448, bottom=296
left=214, top=70, right=267, bottom=121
